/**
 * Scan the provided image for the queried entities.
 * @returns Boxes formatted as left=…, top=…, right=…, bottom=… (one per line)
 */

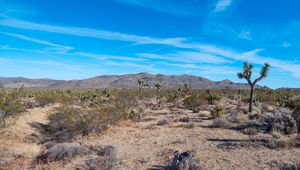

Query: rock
left=166, top=151, right=205, bottom=170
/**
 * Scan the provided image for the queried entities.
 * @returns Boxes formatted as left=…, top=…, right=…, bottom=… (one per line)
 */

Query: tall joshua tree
left=237, top=62, right=270, bottom=113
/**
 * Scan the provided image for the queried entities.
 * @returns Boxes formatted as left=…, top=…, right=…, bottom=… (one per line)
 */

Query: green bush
left=0, top=89, right=25, bottom=127
left=210, top=105, right=224, bottom=119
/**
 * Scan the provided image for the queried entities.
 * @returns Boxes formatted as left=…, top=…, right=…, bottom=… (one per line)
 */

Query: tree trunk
left=249, top=85, right=254, bottom=113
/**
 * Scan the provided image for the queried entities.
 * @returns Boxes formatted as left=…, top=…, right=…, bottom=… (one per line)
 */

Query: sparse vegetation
left=0, top=89, right=25, bottom=127
left=210, top=105, right=224, bottom=119
left=206, top=89, right=222, bottom=105
left=1, top=82, right=300, bottom=169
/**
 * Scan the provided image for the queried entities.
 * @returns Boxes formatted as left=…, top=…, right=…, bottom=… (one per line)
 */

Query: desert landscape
left=0, top=70, right=299, bottom=169
left=1, top=0, right=300, bottom=169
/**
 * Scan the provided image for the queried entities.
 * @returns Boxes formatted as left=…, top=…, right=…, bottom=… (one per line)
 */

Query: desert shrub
left=78, top=145, right=116, bottom=170
left=183, top=94, right=201, bottom=110
left=178, top=122, right=195, bottom=129
left=167, top=89, right=181, bottom=103
left=178, top=117, right=190, bottom=123
left=35, top=90, right=76, bottom=106
left=46, top=107, right=109, bottom=142
left=46, top=90, right=142, bottom=142
left=157, top=119, right=169, bottom=126
left=271, top=112, right=297, bottom=135
left=0, top=89, right=25, bottom=127
left=210, top=118, right=231, bottom=128
left=284, top=99, right=300, bottom=110
left=206, top=90, right=222, bottom=105
left=236, top=108, right=298, bottom=135
left=265, top=137, right=298, bottom=149
left=34, top=91, right=56, bottom=106
left=280, top=162, right=300, bottom=170
left=210, top=105, right=224, bottom=119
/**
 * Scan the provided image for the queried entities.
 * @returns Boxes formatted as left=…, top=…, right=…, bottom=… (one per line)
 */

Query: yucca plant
left=206, top=89, right=221, bottom=105
left=237, top=62, right=270, bottom=112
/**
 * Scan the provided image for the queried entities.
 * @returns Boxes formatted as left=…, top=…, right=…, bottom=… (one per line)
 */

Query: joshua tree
left=137, top=79, right=145, bottom=93
left=237, top=62, right=270, bottom=113
left=154, top=82, right=162, bottom=97
left=103, top=88, right=110, bottom=97
left=183, top=84, right=191, bottom=96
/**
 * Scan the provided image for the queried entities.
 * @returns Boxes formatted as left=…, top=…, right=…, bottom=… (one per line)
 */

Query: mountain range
left=0, top=73, right=257, bottom=89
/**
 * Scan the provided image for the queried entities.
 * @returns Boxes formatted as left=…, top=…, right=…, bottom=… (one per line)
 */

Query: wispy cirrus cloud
left=0, top=31, right=73, bottom=50
left=74, top=52, right=145, bottom=62
left=115, top=0, right=205, bottom=16
left=138, top=51, right=232, bottom=64
left=1, top=17, right=300, bottom=78
left=0, top=17, right=186, bottom=46
left=214, top=0, right=232, bottom=12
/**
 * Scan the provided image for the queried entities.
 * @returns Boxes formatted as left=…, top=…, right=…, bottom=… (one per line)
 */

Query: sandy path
left=0, top=104, right=58, bottom=158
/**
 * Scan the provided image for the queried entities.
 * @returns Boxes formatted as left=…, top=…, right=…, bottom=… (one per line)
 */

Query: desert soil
left=1, top=104, right=300, bottom=170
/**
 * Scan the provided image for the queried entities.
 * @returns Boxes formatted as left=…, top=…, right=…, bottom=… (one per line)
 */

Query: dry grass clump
left=36, top=143, right=116, bottom=170
left=77, top=145, right=116, bottom=170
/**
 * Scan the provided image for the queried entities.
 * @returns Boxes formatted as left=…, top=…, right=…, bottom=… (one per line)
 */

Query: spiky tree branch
left=237, top=62, right=270, bottom=112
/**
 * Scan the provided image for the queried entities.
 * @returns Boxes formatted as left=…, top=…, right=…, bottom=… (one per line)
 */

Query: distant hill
left=0, top=73, right=255, bottom=89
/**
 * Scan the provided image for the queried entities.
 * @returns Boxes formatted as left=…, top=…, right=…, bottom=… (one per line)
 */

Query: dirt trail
left=0, top=104, right=58, bottom=158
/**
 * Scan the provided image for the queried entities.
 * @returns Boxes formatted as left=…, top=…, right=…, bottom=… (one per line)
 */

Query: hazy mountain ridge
left=0, top=73, right=256, bottom=89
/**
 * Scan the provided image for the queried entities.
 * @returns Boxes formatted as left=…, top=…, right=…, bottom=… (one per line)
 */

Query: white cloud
left=138, top=51, right=232, bottom=64
left=214, top=0, right=232, bottom=12
left=74, top=52, right=146, bottom=62
left=0, top=31, right=73, bottom=50
left=0, top=17, right=185, bottom=46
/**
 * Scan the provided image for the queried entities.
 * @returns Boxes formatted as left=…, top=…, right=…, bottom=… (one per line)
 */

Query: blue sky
left=0, top=0, right=300, bottom=88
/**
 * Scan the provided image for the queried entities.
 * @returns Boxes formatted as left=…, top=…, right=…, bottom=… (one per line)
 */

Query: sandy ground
left=1, top=104, right=299, bottom=170
left=84, top=108, right=300, bottom=170
left=0, top=105, right=58, bottom=159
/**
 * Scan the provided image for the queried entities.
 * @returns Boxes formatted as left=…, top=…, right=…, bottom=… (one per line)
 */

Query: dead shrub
left=36, top=143, right=87, bottom=163
left=210, top=118, right=231, bottom=128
